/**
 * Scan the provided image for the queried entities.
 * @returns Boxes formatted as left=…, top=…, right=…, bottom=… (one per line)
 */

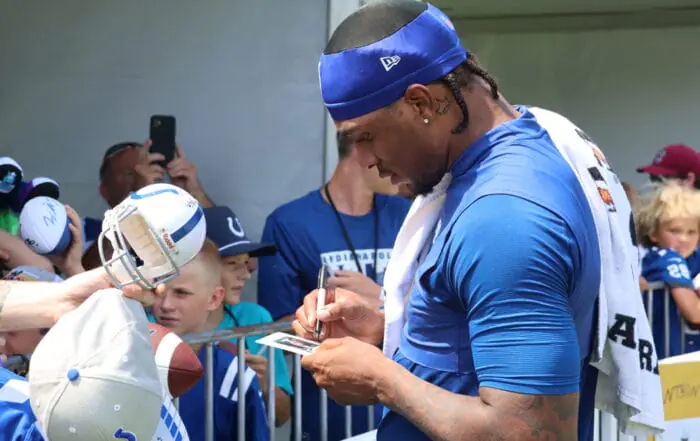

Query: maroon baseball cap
left=637, top=144, right=700, bottom=176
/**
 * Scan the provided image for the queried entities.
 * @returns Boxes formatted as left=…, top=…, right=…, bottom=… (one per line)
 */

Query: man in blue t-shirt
left=290, top=2, right=616, bottom=441
left=258, top=118, right=410, bottom=439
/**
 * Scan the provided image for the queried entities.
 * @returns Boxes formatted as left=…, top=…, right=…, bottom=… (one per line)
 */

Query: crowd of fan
left=1, top=139, right=699, bottom=441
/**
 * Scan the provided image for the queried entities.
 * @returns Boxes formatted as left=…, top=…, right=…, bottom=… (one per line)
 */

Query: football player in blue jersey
left=151, top=240, right=270, bottom=441
left=286, top=1, right=647, bottom=440
left=636, top=182, right=700, bottom=357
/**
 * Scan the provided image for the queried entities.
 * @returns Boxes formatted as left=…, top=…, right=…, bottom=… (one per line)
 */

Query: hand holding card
left=256, top=332, right=320, bottom=356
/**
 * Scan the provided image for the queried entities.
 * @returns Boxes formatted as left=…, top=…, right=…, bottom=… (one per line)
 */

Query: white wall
left=0, top=0, right=329, bottom=302
left=461, top=26, right=700, bottom=193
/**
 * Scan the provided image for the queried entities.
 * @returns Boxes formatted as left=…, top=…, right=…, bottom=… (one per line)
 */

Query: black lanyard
left=323, top=183, right=379, bottom=282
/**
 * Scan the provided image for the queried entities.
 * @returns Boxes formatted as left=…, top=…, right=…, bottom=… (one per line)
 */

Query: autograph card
left=256, top=332, right=320, bottom=356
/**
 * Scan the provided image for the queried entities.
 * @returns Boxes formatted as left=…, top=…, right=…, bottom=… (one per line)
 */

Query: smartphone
left=149, top=115, right=176, bottom=167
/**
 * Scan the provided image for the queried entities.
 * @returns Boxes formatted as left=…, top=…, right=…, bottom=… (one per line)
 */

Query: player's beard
left=409, top=155, right=450, bottom=196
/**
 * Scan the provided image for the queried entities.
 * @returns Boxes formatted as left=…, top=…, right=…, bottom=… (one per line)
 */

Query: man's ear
left=208, top=286, right=225, bottom=311
left=403, top=84, right=436, bottom=121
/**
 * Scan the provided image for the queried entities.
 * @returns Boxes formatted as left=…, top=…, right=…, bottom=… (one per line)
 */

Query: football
left=147, top=322, right=204, bottom=398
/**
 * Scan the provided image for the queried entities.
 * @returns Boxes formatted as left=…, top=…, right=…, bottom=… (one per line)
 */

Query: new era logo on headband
left=380, top=55, right=401, bottom=72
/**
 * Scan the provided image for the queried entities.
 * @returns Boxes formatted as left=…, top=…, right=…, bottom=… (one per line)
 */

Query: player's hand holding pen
left=292, top=264, right=385, bottom=346
left=293, top=264, right=388, bottom=406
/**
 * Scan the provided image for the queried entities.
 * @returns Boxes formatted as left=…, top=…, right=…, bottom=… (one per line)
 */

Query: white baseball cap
left=28, top=288, right=163, bottom=441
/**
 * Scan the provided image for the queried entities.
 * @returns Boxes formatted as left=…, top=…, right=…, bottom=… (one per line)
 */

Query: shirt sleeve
left=448, top=194, right=582, bottom=395
left=245, top=376, right=271, bottom=441
left=257, top=214, right=305, bottom=320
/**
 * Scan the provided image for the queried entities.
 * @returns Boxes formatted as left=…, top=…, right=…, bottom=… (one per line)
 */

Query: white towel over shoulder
left=382, top=174, right=451, bottom=358
left=530, top=106, right=664, bottom=436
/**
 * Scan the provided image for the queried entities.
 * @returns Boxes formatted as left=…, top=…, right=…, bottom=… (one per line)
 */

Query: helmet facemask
left=98, top=202, right=180, bottom=290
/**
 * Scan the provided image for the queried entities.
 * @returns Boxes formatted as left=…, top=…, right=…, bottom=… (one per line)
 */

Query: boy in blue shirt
left=203, top=206, right=293, bottom=427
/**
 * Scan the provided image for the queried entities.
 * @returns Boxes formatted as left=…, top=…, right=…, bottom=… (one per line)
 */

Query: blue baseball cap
left=203, top=206, right=276, bottom=258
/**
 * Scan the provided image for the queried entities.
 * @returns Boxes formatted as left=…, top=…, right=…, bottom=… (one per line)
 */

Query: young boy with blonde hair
left=150, top=239, right=270, bottom=441
left=635, top=182, right=700, bottom=357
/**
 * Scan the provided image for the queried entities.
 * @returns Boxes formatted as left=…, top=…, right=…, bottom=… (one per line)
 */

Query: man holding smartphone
left=82, top=139, right=214, bottom=269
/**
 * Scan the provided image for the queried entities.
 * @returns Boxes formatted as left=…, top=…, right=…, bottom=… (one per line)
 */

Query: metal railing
left=591, top=283, right=692, bottom=441
left=182, top=321, right=377, bottom=441
left=183, top=321, right=290, bottom=441
left=179, top=284, right=684, bottom=441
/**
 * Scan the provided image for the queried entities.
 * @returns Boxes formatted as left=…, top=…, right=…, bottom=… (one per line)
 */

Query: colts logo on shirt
left=587, top=167, right=616, bottom=213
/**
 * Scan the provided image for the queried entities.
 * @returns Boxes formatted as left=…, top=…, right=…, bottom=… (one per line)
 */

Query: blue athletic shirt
left=377, top=108, right=601, bottom=441
left=641, top=247, right=700, bottom=358
left=258, top=190, right=409, bottom=441
left=179, top=345, right=269, bottom=441
left=0, top=368, right=46, bottom=441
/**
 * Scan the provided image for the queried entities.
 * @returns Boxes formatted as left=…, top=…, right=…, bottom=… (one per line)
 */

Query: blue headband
left=319, top=3, right=467, bottom=122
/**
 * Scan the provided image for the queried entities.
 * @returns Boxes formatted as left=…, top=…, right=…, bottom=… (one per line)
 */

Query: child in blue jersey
left=202, top=206, right=293, bottom=427
left=151, top=241, right=269, bottom=441
left=636, top=182, right=700, bottom=357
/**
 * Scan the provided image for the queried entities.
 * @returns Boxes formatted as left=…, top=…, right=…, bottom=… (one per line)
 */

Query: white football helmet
left=98, top=183, right=206, bottom=290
